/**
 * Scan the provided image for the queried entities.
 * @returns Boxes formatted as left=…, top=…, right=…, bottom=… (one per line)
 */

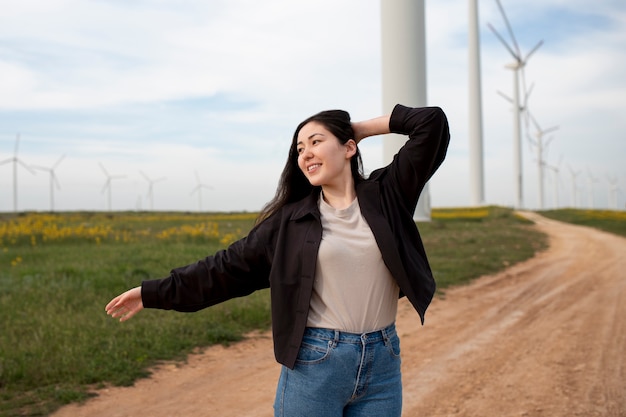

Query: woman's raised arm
left=352, top=115, right=391, bottom=144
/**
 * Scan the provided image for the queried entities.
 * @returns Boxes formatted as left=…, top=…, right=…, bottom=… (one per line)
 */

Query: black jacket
left=142, top=104, right=450, bottom=369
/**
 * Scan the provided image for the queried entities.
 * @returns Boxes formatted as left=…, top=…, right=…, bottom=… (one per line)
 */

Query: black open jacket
left=142, top=104, right=450, bottom=369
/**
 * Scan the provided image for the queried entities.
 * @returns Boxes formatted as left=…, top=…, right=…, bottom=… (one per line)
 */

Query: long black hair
left=256, top=109, right=365, bottom=224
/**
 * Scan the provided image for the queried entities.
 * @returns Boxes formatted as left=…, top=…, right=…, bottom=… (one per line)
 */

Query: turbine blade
left=487, top=23, right=519, bottom=60
left=53, top=154, right=66, bottom=169
left=497, top=90, right=513, bottom=103
left=99, top=162, right=109, bottom=176
left=528, top=111, right=541, bottom=132
left=18, top=159, right=36, bottom=174
left=524, top=81, right=535, bottom=107
left=524, top=40, right=544, bottom=63
left=52, top=172, right=61, bottom=190
left=495, top=0, right=521, bottom=57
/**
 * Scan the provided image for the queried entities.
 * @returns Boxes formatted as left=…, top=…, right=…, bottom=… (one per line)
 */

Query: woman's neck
left=321, top=180, right=356, bottom=210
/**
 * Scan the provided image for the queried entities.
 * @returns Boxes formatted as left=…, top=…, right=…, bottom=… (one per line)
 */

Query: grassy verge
left=422, top=206, right=547, bottom=289
left=538, top=208, right=626, bottom=238
left=0, top=207, right=547, bottom=416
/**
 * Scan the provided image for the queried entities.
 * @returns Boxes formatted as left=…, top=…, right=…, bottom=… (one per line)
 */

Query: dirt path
left=52, top=212, right=626, bottom=417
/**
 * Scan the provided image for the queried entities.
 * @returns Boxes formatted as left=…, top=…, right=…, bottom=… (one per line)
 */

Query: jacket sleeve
left=385, top=104, right=450, bottom=211
left=141, top=219, right=275, bottom=312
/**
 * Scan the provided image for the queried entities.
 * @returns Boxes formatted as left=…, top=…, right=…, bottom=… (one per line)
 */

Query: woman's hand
left=352, top=115, right=391, bottom=144
left=105, top=286, right=144, bottom=322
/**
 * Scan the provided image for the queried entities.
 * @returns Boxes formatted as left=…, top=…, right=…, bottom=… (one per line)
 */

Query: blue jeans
left=273, top=323, right=402, bottom=417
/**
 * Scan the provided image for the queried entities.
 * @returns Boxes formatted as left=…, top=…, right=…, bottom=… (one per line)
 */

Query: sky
left=1, top=0, right=625, bottom=213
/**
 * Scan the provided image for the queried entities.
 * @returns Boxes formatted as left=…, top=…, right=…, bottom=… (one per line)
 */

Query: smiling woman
left=105, top=103, right=450, bottom=416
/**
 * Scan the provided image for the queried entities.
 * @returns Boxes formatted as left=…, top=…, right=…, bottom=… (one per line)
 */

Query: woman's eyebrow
left=297, top=133, right=324, bottom=146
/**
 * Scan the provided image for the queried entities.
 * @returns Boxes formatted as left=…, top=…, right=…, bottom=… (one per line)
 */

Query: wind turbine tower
left=33, top=155, right=65, bottom=212
left=568, top=166, right=581, bottom=208
left=140, top=171, right=166, bottom=211
left=607, top=175, right=619, bottom=209
left=527, top=111, right=558, bottom=210
left=99, top=162, right=126, bottom=211
left=468, top=0, right=485, bottom=206
left=544, top=155, right=563, bottom=209
left=190, top=171, right=213, bottom=212
left=381, top=0, right=430, bottom=220
left=586, top=169, right=600, bottom=209
left=488, top=0, right=543, bottom=209
left=0, top=134, right=36, bottom=212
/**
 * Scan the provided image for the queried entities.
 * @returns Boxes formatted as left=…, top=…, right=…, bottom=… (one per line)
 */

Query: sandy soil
left=52, top=212, right=626, bottom=417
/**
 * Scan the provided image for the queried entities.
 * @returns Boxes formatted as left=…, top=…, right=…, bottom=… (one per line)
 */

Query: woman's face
left=296, top=121, right=356, bottom=188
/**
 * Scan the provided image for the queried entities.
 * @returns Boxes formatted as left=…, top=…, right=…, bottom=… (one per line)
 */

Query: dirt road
left=53, top=212, right=626, bottom=416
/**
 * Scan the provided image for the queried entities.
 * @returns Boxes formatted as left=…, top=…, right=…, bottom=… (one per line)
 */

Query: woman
left=106, top=103, right=450, bottom=416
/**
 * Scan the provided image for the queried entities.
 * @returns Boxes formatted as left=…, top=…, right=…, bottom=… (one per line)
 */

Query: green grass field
left=2, top=206, right=620, bottom=416
left=539, top=208, right=626, bottom=238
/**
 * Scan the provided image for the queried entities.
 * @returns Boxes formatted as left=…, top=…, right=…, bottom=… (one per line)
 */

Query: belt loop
left=332, top=330, right=340, bottom=347
left=382, top=325, right=391, bottom=344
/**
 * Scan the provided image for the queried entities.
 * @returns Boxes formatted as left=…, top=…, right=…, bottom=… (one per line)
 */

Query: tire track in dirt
left=52, top=212, right=626, bottom=417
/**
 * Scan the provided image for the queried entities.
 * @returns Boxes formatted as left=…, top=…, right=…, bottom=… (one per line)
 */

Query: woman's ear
left=345, top=139, right=357, bottom=159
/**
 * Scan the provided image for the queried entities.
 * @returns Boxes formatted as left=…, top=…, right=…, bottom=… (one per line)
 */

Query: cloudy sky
left=1, top=0, right=624, bottom=213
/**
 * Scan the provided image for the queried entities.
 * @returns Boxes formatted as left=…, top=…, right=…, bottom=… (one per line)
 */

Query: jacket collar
left=288, top=188, right=322, bottom=221
left=289, top=181, right=377, bottom=222
left=287, top=179, right=387, bottom=217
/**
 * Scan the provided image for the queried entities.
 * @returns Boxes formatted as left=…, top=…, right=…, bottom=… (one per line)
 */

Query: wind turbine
left=140, top=171, right=166, bottom=211
left=190, top=171, right=213, bottom=212
left=606, top=175, right=619, bottom=209
left=488, top=0, right=543, bottom=209
left=544, top=155, right=563, bottom=209
left=586, top=169, right=600, bottom=209
left=568, top=165, right=581, bottom=208
left=99, top=162, right=126, bottom=211
left=0, top=133, right=36, bottom=212
left=526, top=110, right=558, bottom=210
left=33, top=155, right=66, bottom=212
left=381, top=0, right=430, bottom=220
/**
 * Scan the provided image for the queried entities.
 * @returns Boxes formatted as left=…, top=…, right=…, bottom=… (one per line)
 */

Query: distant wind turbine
left=33, top=155, right=66, bottom=212
left=606, top=175, right=619, bottom=209
left=190, top=171, right=213, bottom=212
left=568, top=165, right=581, bottom=208
left=544, top=155, right=563, bottom=209
left=488, top=0, right=543, bottom=208
left=99, top=162, right=126, bottom=211
left=0, top=133, right=36, bottom=212
left=586, top=169, right=600, bottom=209
left=140, top=171, right=166, bottom=211
left=526, top=111, right=558, bottom=210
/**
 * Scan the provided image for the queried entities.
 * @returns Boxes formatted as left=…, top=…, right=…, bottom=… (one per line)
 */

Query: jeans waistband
left=303, top=322, right=396, bottom=345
